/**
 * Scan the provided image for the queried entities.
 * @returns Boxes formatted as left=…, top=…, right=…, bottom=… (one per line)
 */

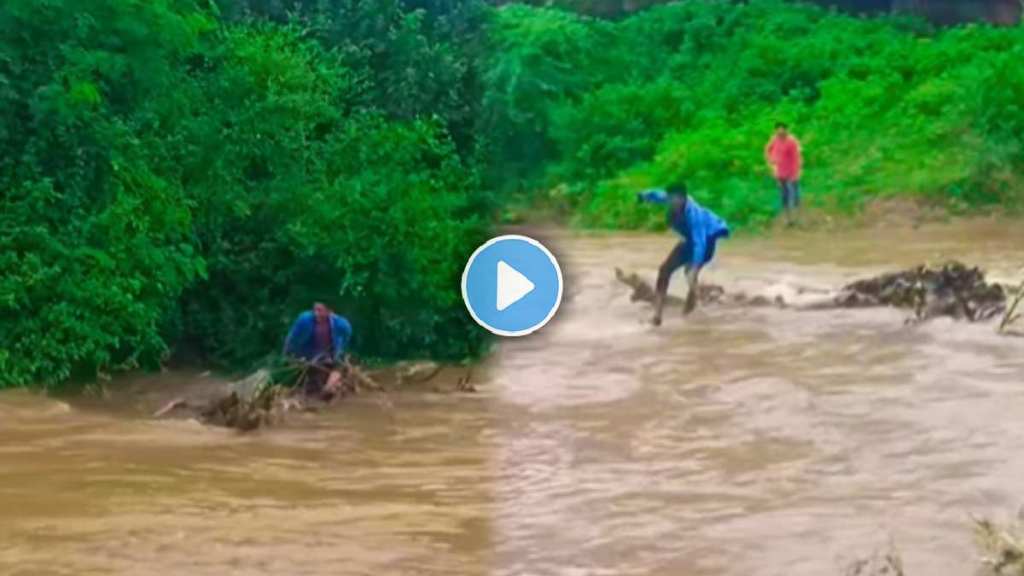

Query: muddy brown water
left=2, top=220, right=1024, bottom=576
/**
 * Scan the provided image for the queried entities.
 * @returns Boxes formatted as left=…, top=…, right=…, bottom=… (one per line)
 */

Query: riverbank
left=17, top=206, right=1023, bottom=399
left=8, top=0, right=1024, bottom=391
left=509, top=191, right=1022, bottom=237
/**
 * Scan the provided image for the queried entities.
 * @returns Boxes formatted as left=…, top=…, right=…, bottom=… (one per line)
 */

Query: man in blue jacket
left=637, top=183, right=730, bottom=326
left=283, top=302, right=353, bottom=397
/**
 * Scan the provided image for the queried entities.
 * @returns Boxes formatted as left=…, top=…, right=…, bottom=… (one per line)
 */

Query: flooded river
left=2, top=220, right=1024, bottom=576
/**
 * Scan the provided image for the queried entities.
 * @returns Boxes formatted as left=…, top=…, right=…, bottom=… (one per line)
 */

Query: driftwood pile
left=616, top=261, right=1010, bottom=324
left=835, top=261, right=1006, bottom=321
left=153, top=359, right=474, bottom=432
left=153, top=359, right=382, bottom=431
left=614, top=268, right=784, bottom=309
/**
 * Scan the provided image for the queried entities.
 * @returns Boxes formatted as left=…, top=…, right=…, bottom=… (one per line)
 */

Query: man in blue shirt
left=637, top=183, right=730, bottom=326
left=283, top=302, right=353, bottom=397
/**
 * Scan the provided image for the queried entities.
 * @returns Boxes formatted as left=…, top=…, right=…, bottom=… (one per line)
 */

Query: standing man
left=765, top=122, right=803, bottom=226
left=637, top=184, right=730, bottom=326
left=283, top=302, right=353, bottom=398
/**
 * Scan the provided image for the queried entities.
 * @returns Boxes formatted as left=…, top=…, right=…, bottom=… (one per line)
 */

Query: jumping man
left=637, top=184, right=730, bottom=326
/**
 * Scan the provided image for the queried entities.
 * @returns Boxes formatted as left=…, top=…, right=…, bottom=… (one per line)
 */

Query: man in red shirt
left=764, top=122, right=803, bottom=226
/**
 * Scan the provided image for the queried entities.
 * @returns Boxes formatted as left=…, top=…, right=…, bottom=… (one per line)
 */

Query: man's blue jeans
left=779, top=179, right=801, bottom=210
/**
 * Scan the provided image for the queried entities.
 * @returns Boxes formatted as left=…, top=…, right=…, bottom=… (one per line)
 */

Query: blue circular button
left=462, top=235, right=563, bottom=337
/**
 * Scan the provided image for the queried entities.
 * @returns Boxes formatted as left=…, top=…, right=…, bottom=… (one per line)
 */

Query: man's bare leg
left=318, top=369, right=344, bottom=403
left=324, top=369, right=342, bottom=394
left=683, top=267, right=700, bottom=315
left=652, top=291, right=665, bottom=327
left=653, top=243, right=685, bottom=326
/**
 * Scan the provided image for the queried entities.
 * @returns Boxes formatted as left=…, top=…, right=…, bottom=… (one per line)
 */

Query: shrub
left=0, top=1, right=492, bottom=387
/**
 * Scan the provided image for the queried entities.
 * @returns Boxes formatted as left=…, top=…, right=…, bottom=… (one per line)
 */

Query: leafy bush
left=175, top=27, right=492, bottom=364
left=0, top=0, right=492, bottom=387
left=480, top=4, right=608, bottom=189
left=0, top=0, right=209, bottom=386
left=7, top=0, right=1024, bottom=388
left=217, top=0, right=490, bottom=157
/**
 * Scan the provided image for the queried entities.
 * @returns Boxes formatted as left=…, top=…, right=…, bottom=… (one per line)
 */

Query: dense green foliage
left=0, top=0, right=491, bottom=387
left=3, top=0, right=1024, bottom=387
left=214, top=0, right=489, bottom=155
left=483, top=0, right=1024, bottom=230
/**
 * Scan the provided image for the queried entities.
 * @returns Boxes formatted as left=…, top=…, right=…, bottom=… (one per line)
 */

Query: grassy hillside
left=483, top=0, right=1024, bottom=230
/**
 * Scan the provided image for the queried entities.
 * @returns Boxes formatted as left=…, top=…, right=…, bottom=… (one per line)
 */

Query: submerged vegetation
left=840, top=514, right=1024, bottom=576
left=976, top=515, right=1024, bottom=576
left=2, top=0, right=1024, bottom=386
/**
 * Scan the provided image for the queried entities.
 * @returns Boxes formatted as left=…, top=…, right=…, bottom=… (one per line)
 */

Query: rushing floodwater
left=2, top=220, right=1024, bottom=576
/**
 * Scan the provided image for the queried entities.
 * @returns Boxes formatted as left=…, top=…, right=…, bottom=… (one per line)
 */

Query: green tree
left=0, top=0, right=210, bottom=386
left=174, top=24, right=492, bottom=368
left=0, top=0, right=493, bottom=388
left=215, top=0, right=489, bottom=155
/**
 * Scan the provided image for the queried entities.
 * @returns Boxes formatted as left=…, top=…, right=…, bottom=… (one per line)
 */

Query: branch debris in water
left=999, top=280, right=1024, bottom=335
left=616, top=261, right=1009, bottom=324
left=843, top=542, right=905, bottom=576
left=975, top=515, right=1024, bottom=575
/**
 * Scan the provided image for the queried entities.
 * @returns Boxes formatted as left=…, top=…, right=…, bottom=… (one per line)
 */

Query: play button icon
left=462, top=235, right=563, bottom=337
left=496, top=261, right=534, bottom=311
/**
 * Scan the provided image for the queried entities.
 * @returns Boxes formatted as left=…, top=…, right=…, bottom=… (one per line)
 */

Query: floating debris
left=836, top=261, right=1005, bottom=322
left=614, top=268, right=729, bottom=307
left=975, top=515, right=1024, bottom=575
left=153, top=360, right=380, bottom=431
left=614, top=268, right=782, bottom=309
left=1000, top=280, right=1024, bottom=335
left=843, top=543, right=905, bottom=576
left=616, top=261, right=1007, bottom=323
left=151, top=358, right=474, bottom=431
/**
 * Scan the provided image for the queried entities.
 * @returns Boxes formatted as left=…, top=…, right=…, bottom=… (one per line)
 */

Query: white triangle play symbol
left=496, top=260, right=535, bottom=312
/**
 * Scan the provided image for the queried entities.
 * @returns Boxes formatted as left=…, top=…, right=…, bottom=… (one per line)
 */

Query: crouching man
left=283, top=302, right=353, bottom=399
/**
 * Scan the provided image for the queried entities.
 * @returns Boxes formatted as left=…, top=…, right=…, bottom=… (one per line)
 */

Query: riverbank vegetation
left=484, top=0, right=1024, bottom=230
left=0, top=0, right=493, bottom=386
left=3, top=0, right=1024, bottom=387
